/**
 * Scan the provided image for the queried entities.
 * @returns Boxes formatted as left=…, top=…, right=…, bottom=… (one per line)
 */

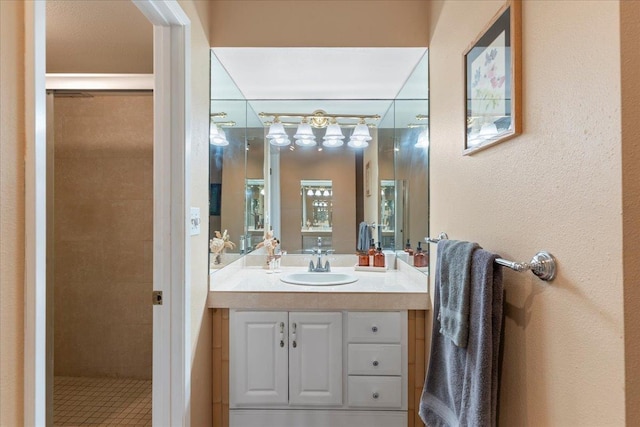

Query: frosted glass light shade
left=323, top=123, right=344, bottom=141
left=307, top=189, right=314, bottom=196
left=269, top=136, right=291, bottom=146
left=295, top=138, right=317, bottom=147
left=210, top=124, right=229, bottom=146
left=351, top=123, right=372, bottom=141
left=294, top=122, right=315, bottom=139
left=322, top=138, right=344, bottom=147
left=266, top=122, right=288, bottom=140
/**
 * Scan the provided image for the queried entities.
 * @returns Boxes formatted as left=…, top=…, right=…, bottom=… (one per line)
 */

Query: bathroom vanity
left=208, top=255, right=430, bottom=427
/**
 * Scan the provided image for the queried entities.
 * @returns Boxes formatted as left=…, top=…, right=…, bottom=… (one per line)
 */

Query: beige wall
left=363, top=134, right=380, bottom=227
left=179, top=1, right=214, bottom=426
left=46, top=0, right=153, bottom=73
left=52, top=94, right=153, bottom=378
left=216, top=130, right=248, bottom=251
left=210, top=0, right=429, bottom=47
left=621, top=0, right=640, bottom=422
left=395, top=132, right=429, bottom=250
left=0, top=1, right=26, bottom=425
left=429, top=0, right=625, bottom=424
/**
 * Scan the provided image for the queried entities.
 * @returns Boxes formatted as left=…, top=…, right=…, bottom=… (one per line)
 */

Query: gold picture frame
left=463, top=0, right=522, bottom=155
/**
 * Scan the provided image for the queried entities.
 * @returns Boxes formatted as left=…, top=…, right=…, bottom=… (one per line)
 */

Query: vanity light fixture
left=323, top=189, right=330, bottom=197
left=210, top=123, right=228, bottom=146
left=323, top=120, right=345, bottom=147
left=315, top=189, right=322, bottom=196
left=347, top=119, right=372, bottom=148
left=307, top=189, right=314, bottom=196
left=293, top=118, right=317, bottom=146
left=209, top=112, right=235, bottom=147
left=266, top=117, right=291, bottom=146
left=260, top=110, right=379, bottom=149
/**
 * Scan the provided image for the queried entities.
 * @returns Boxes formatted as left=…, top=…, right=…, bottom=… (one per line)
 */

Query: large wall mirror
left=209, top=49, right=429, bottom=271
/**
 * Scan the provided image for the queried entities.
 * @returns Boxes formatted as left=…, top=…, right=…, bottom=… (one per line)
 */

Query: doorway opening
left=48, top=90, right=154, bottom=426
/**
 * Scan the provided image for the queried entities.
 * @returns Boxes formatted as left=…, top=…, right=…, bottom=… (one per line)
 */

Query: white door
left=289, top=312, right=343, bottom=406
left=230, top=311, right=289, bottom=406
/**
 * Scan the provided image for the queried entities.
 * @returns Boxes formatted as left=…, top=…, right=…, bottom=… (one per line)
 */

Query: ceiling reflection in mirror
left=210, top=48, right=429, bottom=270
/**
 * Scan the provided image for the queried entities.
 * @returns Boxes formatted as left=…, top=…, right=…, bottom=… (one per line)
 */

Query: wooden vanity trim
left=408, top=310, right=426, bottom=427
left=212, top=309, right=426, bottom=427
left=212, top=308, right=230, bottom=427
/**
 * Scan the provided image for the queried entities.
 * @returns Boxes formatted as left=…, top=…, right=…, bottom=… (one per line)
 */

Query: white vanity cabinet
left=288, top=311, right=343, bottom=406
left=230, top=311, right=343, bottom=408
left=346, top=311, right=405, bottom=409
left=230, top=311, right=289, bottom=406
left=228, top=310, right=408, bottom=427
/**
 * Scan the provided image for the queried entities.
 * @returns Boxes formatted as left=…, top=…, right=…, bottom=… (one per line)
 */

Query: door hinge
left=152, top=290, right=163, bottom=305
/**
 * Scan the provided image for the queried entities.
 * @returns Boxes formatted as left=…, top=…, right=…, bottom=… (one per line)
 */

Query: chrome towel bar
left=425, top=232, right=557, bottom=282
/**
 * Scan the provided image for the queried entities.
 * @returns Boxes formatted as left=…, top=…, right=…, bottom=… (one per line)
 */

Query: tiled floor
left=54, top=376, right=151, bottom=426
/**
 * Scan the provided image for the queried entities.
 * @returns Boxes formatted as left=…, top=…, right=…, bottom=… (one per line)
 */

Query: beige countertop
left=207, top=254, right=430, bottom=310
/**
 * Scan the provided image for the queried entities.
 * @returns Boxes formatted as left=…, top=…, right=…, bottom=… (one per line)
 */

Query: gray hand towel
left=437, top=240, right=479, bottom=347
left=356, top=221, right=371, bottom=252
left=419, top=247, right=504, bottom=427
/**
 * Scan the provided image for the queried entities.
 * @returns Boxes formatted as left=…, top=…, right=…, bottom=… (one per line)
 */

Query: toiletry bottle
left=374, top=243, right=385, bottom=268
left=368, top=239, right=376, bottom=266
left=404, top=239, right=414, bottom=264
left=414, top=241, right=427, bottom=268
left=358, top=251, right=369, bottom=267
left=404, top=239, right=414, bottom=255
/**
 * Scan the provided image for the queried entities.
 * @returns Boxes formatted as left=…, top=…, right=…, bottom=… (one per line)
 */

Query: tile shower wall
left=53, top=94, right=153, bottom=379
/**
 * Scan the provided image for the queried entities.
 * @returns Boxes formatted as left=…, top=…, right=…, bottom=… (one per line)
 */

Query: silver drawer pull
left=371, top=325, right=378, bottom=333
left=372, top=392, right=379, bottom=399
left=292, top=322, right=297, bottom=348
left=372, top=360, right=379, bottom=367
left=279, top=322, right=285, bottom=348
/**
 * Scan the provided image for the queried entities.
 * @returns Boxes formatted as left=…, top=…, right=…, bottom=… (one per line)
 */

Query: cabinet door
left=289, top=312, right=343, bottom=406
left=230, top=311, right=288, bottom=406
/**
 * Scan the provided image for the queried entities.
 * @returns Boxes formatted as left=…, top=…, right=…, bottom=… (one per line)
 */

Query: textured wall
left=0, top=1, right=26, bottom=424
left=46, top=0, right=152, bottom=73
left=210, top=0, right=429, bottom=47
left=53, top=94, right=153, bottom=379
left=621, top=0, right=640, bottom=422
left=179, top=0, right=215, bottom=425
left=429, top=0, right=625, bottom=424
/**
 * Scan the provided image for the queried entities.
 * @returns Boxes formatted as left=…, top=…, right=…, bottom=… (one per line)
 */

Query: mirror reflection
left=246, top=179, right=265, bottom=233
left=380, top=180, right=395, bottom=247
left=301, top=180, right=333, bottom=231
left=209, top=49, right=429, bottom=272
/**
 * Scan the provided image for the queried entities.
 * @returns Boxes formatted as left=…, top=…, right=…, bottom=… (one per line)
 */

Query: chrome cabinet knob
left=372, top=392, right=379, bottom=399
left=372, top=360, right=379, bottom=367
left=371, top=325, right=378, bottom=333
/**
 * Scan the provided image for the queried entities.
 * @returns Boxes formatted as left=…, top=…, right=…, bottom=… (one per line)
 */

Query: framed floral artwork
left=463, top=0, right=522, bottom=155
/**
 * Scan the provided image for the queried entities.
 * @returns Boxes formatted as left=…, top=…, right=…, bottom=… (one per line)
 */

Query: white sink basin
left=280, top=272, right=359, bottom=286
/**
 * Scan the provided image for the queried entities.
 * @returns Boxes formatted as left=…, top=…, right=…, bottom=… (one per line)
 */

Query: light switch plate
left=190, top=207, right=201, bottom=236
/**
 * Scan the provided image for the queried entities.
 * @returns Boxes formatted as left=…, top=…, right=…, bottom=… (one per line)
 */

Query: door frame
left=25, top=1, right=192, bottom=425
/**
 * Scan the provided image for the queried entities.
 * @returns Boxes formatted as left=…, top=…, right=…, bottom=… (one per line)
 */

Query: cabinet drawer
left=347, top=312, right=402, bottom=343
left=347, top=376, right=402, bottom=409
left=348, top=344, right=401, bottom=376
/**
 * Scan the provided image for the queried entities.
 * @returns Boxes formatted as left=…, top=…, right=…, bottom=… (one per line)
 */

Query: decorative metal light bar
left=259, top=110, right=380, bottom=149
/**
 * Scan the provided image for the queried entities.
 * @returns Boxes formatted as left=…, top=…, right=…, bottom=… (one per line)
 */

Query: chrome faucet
left=308, top=248, right=334, bottom=272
